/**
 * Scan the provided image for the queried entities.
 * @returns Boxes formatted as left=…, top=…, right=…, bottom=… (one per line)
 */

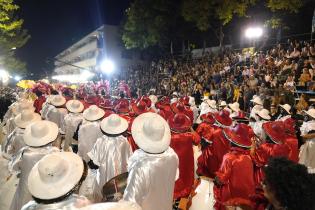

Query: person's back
left=78, top=121, right=102, bottom=162
left=123, top=148, right=178, bottom=210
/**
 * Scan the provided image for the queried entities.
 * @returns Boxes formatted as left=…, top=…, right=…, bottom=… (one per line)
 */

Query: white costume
left=299, top=120, right=315, bottom=168
left=2, top=127, right=25, bottom=158
left=63, top=113, right=83, bottom=150
left=42, top=105, right=67, bottom=133
left=9, top=146, right=59, bottom=210
left=21, top=194, right=90, bottom=210
left=190, top=178, right=215, bottom=210
left=251, top=120, right=268, bottom=142
left=249, top=104, right=263, bottom=121
left=88, top=135, right=132, bottom=201
left=123, top=148, right=178, bottom=210
left=78, top=120, right=102, bottom=162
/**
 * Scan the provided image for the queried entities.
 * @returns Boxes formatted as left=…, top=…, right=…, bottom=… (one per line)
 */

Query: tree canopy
left=0, top=0, right=29, bottom=74
left=122, top=0, right=306, bottom=50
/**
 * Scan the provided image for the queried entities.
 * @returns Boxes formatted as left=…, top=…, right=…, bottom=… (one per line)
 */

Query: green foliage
left=0, top=0, right=30, bottom=73
left=122, top=0, right=179, bottom=49
left=266, top=0, right=304, bottom=13
left=264, top=17, right=289, bottom=30
left=122, top=0, right=305, bottom=49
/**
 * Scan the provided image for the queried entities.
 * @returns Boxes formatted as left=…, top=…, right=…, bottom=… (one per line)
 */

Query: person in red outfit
left=33, top=90, right=46, bottom=114
left=214, top=123, right=255, bottom=210
left=283, top=117, right=299, bottom=163
left=156, top=96, right=174, bottom=121
left=168, top=113, right=200, bottom=200
left=250, top=121, right=291, bottom=188
left=197, top=110, right=232, bottom=178
left=171, top=102, right=194, bottom=123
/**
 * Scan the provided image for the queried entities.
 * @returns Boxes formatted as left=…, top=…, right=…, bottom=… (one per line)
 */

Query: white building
left=54, top=24, right=143, bottom=78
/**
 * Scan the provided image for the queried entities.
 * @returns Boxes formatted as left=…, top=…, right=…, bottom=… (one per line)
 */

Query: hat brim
left=50, top=97, right=66, bottom=107
left=200, top=113, right=215, bottom=124
left=228, top=104, right=240, bottom=112
left=262, top=122, right=285, bottom=144
left=214, top=113, right=232, bottom=127
left=303, top=110, right=315, bottom=119
left=131, top=103, right=148, bottom=116
left=223, top=128, right=251, bottom=148
left=83, top=109, right=105, bottom=121
left=257, top=113, right=271, bottom=120
left=168, top=115, right=192, bottom=133
left=28, top=152, right=84, bottom=200
left=279, top=105, right=291, bottom=114
left=132, top=113, right=171, bottom=154
left=101, top=115, right=128, bottom=135
left=66, top=100, right=84, bottom=113
left=14, top=113, right=41, bottom=129
left=23, top=121, right=59, bottom=147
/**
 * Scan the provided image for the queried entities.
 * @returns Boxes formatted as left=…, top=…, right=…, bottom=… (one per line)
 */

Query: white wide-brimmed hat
left=101, top=114, right=128, bottom=135
left=204, top=99, right=216, bottom=109
left=66, top=100, right=84, bottom=113
left=49, top=95, right=66, bottom=107
left=219, top=101, right=227, bottom=107
left=13, top=100, right=35, bottom=115
left=132, top=112, right=171, bottom=154
left=203, top=96, right=209, bottom=100
left=28, top=152, right=84, bottom=200
left=257, top=109, right=271, bottom=120
left=83, top=105, right=105, bottom=121
left=79, top=201, right=141, bottom=210
left=14, top=110, right=41, bottom=129
left=23, top=120, right=59, bottom=147
left=303, top=108, right=315, bottom=119
left=172, top=92, right=178, bottom=97
left=149, top=95, right=158, bottom=105
left=250, top=96, right=263, bottom=106
left=279, top=104, right=291, bottom=114
left=228, top=102, right=240, bottom=112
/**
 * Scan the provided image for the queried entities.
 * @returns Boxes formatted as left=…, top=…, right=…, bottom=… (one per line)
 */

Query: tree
left=0, top=0, right=30, bottom=74
left=122, top=0, right=180, bottom=49
left=182, top=0, right=305, bottom=47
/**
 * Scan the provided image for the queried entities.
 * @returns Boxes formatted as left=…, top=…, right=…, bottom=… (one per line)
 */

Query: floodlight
left=14, top=75, right=21, bottom=81
left=100, top=59, right=115, bottom=74
left=245, top=27, right=263, bottom=39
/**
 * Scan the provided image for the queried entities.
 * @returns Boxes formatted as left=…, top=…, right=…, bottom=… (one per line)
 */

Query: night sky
left=14, top=0, right=315, bottom=77
left=16, top=0, right=130, bottom=77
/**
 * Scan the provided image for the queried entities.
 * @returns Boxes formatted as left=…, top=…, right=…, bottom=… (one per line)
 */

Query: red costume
left=214, top=147, right=255, bottom=210
left=33, top=96, right=46, bottom=114
left=168, top=113, right=200, bottom=199
left=197, top=127, right=231, bottom=178
left=283, top=118, right=299, bottom=162
left=214, top=123, right=255, bottom=210
left=197, top=111, right=232, bottom=178
left=251, top=121, right=291, bottom=187
left=171, top=102, right=194, bottom=123
left=170, top=131, right=200, bottom=199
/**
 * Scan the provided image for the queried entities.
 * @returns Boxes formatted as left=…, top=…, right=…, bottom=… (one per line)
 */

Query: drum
left=102, top=172, right=128, bottom=202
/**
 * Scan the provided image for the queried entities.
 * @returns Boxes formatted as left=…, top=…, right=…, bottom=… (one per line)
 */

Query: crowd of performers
left=0, top=80, right=315, bottom=210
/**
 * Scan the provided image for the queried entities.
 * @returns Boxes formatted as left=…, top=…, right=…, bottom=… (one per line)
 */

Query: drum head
left=102, top=172, right=128, bottom=202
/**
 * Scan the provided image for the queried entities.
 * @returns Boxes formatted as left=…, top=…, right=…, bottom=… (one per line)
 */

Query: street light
left=0, top=69, right=10, bottom=85
left=245, top=27, right=263, bottom=39
left=14, top=75, right=22, bottom=81
left=100, top=59, right=115, bottom=74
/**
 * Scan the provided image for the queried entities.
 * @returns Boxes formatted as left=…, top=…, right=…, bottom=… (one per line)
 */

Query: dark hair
left=264, top=158, right=315, bottom=210
left=51, top=90, right=59, bottom=95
